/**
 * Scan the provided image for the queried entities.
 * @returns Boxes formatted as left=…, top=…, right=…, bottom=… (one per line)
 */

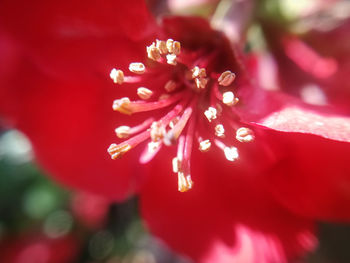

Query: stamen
left=110, top=69, right=124, bottom=84
left=178, top=172, right=193, bottom=192
left=164, top=80, right=177, bottom=92
left=169, top=116, right=180, bottom=129
left=150, top=121, right=166, bottom=142
left=224, top=146, right=239, bottom=161
left=215, top=124, right=225, bottom=138
left=164, top=107, right=193, bottom=145
left=166, top=54, right=177, bottom=65
left=115, top=126, right=131, bottom=138
left=107, top=143, right=131, bottom=160
left=129, top=62, right=146, bottom=74
left=236, top=127, right=255, bottom=143
left=172, top=157, right=181, bottom=173
left=137, top=87, right=153, bottom=100
left=147, top=43, right=161, bottom=61
left=204, top=107, right=217, bottom=122
left=199, top=139, right=211, bottom=152
left=113, top=91, right=185, bottom=115
left=156, top=39, right=168, bottom=54
left=115, top=118, right=155, bottom=138
left=195, top=77, right=208, bottom=90
left=172, top=41, right=181, bottom=55
left=218, top=70, right=236, bottom=86
left=222, top=91, right=239, bottom=106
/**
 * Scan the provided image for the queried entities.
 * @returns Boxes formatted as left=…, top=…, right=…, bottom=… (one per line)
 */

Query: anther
left=224, top=146, right=239, bottom=161
left=129, top=62, right=145, bottom=74
left=195, top=77, right=208, bottom=90
left=166, top=54, right=177, bottom=65
left=236, top=127, right=255, bottom=143
left=108, top=143, right=132, bottom=160
left=115, top=126, right=131, bottom=138
left=172, top=41, right=181, bottom=55
left=204, top=107, right=217, bottom=122
left=191, top=66, right=207, bottom=79
left=150, top=121, right=166, bottom=142
left=218, top=71, right=236, bottom=86
left=172, top=157, right=181, bottom=173
left=222, top=91, right=239, bottom=106
left=164, top=80, right=177, bottom=92
left=156, top=39, right=168, bottom=54
left=169, top=116, right=180, bottom=129
left=166, top=39, right=174, bottom=53
left=199, top=139, right=211, bottom=152
left=215, top=124, right=225, bottom=138
left=137, top=87, right=153, bottom=100
left=148, top=141, right=161, bottom=153
left=110, top=69, right=124, bottom=84
left=147, top=43, right=161, bottom=61
left=178, top=172, right=193, bottom=192
left=112, top=97, right=132, bottom=115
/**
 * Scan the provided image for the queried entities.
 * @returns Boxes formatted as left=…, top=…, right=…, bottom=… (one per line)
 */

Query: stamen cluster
left=108, top=39, right=255, bottom=192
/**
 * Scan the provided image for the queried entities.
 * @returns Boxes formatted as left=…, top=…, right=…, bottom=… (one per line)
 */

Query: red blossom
left=1, top=0, right=350, bottom=262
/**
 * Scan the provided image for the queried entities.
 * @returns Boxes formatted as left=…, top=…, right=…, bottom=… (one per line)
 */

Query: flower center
left=108, top=38, right=255, bottom=192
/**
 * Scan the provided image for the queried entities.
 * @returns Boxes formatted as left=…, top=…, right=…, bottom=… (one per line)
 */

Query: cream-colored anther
left=178, top=172, right=193, bottom=192
left=166, top=39, right=174, bottom=53
left=115, top=126, right=131, bottom=138
left=199, top=140, right=211, bottom=152
left=215, top=124, right=225, bottom=138
left=108, top=143, right=131, bottom=160
left=204, top=107, right=217, bottom=122
left=156, top=39, right=168, bottom=54
left=129, top=62, right=145, bottom=74
left=164, top=80, right=177, bottom=92
left=137, top=87, right=153, bottom=100
left=172, top=157, right=181, bottom=173
left=110, top=69, right=124, bottom=84
left=112, top=97, right=131, bottom=115
left=224, top=146, right=239, bottom=161
left=147, top=43, right=161, bottom=61
left=195, top=78, right=208, bottom=90
left=191, top=66, right=207, bottom=79
left=166, top=54, right=177, bottom=65
left=150, top=121, right=165, bottom=142
left=172, top=41, right=181, bottom=55
left=218, top=70, right=236, bottom=86
left=148, top=141, right=161, bottom=153
left=236, top=127, right=255, bottom=143
left=222, top=91, right=239, bottom=106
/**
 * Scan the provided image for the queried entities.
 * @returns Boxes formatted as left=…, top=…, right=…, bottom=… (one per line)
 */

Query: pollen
left=156, top=39, right=168, bottom=54
left=199, top=139, right=211, bottom=152
left=236, top=127, right=255, bottom=142
left=222, top=91, right=239, bottom=106
left=166, top=39, right=174, bottom=53
left=108, top=143, right=132, bottom=160
left=191, top=66, right=207, bottom=79
left=166, top=54, right=177, bottom=65
left=137, top=87, right=153, bottom=100
left=218, top=70, right=236, bottom=86
left=129, top=62, right=146, bottom=74
left=215, top=124, right=225, bottom=138
left=110, top=69, right=124, bottom=84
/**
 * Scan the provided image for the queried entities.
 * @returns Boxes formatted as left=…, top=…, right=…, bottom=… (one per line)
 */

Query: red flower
left=1, top=0, right=350, bottom=262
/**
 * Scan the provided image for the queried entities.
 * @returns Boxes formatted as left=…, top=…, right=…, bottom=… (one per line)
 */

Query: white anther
left=113, top=97, right=131, bottom=112
left=224, top=147, right=239, bottom=161
left=147, top=43, right=161, bottom=61
left=236, top=127, right=255, bottom=143
left=129, top=62, right=145, bottom=74
left=148, top=141, right=161, bottom=153
left=110, top=68, right=124, bottom=84
left=195, top=77, right=208, bottom=90
left=164, top=80, right=177, bottom=92
left=218, top=70, right=236, bottom=86
left=199, top=140, right=211, bottom=152
left=204, top=107, right=217, bottom=122
left=215, top=124, right=225, bottom=138
left=137, top=87, right=153, bottom=100
left=156, top=39, right=168, bottom=54
left=166, top=39, right=174, bottom=53
left=115, top=126, right=131, bottom=138
left=191, top=66, right=207, bottom=79
left=150, top=122, right=165, bottom=142
left=222, top=91, right=239, bottom=106
left=166, top=54, right=177, bottom=65
left=172, top=157, right=181, bottom=173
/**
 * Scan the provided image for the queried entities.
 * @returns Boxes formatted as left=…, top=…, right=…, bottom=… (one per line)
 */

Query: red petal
left=140, top=149, right=316, bottom=262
